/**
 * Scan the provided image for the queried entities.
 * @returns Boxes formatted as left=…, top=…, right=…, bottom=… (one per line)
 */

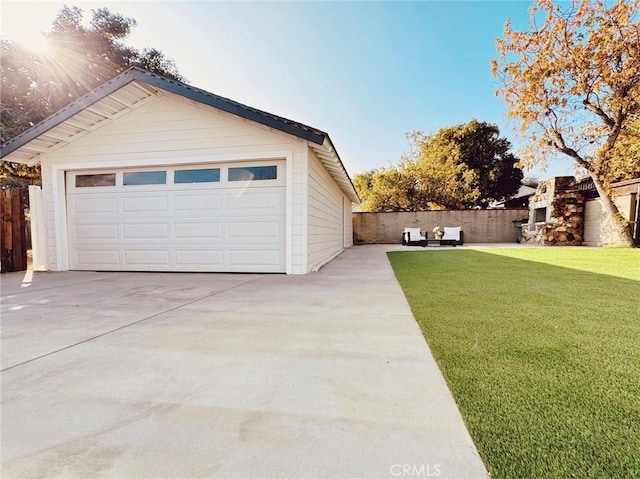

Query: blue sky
left=1, top=1, right=576, bottom=179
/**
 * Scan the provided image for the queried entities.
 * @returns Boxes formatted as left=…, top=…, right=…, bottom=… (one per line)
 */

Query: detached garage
left=1, top=67, right=359, bottom=274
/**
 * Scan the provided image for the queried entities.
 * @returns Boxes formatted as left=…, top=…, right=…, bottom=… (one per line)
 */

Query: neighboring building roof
left=575, top=176, right=595, bottom=192
left=0, top=67, right=359, bottom=203
left=513, top=185, right=537, bottom=198
left=575, top=176, right=640, bottom=197
left=489, top=184, right=536, bottom=208
left=611, top=177, right=640, bottom=195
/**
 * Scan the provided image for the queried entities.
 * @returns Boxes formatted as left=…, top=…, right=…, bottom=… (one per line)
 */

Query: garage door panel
left=75, top=249, right=120, bottom=266
left=228, top=249, right=282, bottom=266
left=71, top=197, right=118, bottom=215
left=71, top=224, right=119, bottom=241
left=174, top=193, right=222, bottom=211
left=175, top=250, right=224, bottom=266
left=122, top=195, right=168, bottom=212
left=227, top=190, right=282, bottom=210
left=122, top=223, right=169, bottom=240
left=173, top=222, right=223, bottom=238
left=67, top=162, right=286, bottom=273
left=227, top=221, right=281, bottom=238
left=123, top=249, right=170, bottom=265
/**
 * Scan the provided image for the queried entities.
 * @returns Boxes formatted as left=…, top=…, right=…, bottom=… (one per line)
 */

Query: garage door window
left=175, top=168, right=220, bottom=184
left=75, top=173, right=116, bottom=187
left=123, top=171, right=166, bottom=185
left=229, top=165, right=277, bottom=182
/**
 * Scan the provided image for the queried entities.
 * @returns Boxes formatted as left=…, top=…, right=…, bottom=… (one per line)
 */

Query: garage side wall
left=39, top=92, right=306, bottom=273
left=306, top=148, right=348, bottom=272
left=344, top=197, right=354, bottom=248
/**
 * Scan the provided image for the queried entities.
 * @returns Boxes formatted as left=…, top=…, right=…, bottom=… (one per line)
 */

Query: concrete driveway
left=1, top=245, right=487, bottom=479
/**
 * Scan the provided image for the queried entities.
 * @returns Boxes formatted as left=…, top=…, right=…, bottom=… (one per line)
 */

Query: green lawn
left=388, top=248, right=640, bottom=479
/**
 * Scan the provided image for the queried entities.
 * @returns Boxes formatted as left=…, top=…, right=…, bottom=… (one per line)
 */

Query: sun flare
left=1, top=2, right=59, bottom=54
left=21, top=32, right=51, bottom=55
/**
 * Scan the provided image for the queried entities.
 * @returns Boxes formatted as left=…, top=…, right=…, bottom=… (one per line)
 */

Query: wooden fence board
left=1, top=189, right=27, bottom=273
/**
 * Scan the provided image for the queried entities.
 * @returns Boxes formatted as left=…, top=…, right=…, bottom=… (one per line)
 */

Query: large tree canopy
left=409, top=120, right=523, bottom=208
left=1, top=6, right=183, bottom=188
left=354, top=120, right=523, bottom=211
left=353, top=166, right=436, bottom=212
left=492, top=0, right=640, bottom=246
left=607, top=110, right=640, bottom=183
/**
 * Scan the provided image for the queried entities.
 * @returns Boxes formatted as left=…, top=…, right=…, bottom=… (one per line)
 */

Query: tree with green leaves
left=407, top=120, right=523, bottom=208
left=354, top=120, right=523, bottom=211
left=1, top=6, right=183, bottom=189
left=354, top=167, right=434, bottom=212
left=492, top=0, right=639, bottom=246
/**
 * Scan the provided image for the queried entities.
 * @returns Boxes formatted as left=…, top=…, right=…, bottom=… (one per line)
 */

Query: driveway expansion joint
left=1, top=271, right=132, bottom=298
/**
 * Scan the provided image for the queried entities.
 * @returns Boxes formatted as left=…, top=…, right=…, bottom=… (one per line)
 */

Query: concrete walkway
left=1, top=245, right=487, bottom=478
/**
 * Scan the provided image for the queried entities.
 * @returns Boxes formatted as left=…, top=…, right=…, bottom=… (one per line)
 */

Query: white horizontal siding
left=307, top=148, right=346, bottom=271
left=290, top=150, right=305, bottom=274
left=344, top=197, right=354, bottom=247
left=39, top=162, right=58, bottom=270
left=46, top=93, right=301, bottom=163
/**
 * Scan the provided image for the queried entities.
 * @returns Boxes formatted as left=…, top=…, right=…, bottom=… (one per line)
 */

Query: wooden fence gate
left=1, top=189, right=28, bottom=273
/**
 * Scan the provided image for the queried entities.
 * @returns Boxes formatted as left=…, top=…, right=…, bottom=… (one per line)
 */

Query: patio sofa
left=402, top=228, right=427, bottom=247
left=440, top=227, right=464, bottom=246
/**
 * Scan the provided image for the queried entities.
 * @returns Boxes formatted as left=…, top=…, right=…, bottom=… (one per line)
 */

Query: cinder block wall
left=352, top=209, right=529, bottom=244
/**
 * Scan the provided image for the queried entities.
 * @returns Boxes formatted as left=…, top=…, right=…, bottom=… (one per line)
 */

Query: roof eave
left=310, top=137, right=360, bottom=204
left=0, top=69, right=141, bottom=161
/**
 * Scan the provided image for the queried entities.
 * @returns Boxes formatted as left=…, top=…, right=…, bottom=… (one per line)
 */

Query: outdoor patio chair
left=441, top=226, right=464, bottom=245
left=402, top=227, right=427, bottom=247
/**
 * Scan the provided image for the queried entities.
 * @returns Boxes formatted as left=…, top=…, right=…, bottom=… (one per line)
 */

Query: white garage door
left=66, top=161, right=286, bottom=272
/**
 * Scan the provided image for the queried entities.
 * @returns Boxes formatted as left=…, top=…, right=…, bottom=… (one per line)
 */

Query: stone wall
left=352, top=208, right=529, bottom=244
left=522, top=176, right=584, bottom=246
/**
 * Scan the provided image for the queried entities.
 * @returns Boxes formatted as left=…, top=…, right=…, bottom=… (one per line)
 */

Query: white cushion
left=442, top=227, right=461, bottom=240
left=404, top=227, right=424, bottom=241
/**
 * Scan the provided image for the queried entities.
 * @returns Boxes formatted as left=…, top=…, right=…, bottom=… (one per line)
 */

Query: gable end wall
left=38, top=92, right=306, bottom=273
